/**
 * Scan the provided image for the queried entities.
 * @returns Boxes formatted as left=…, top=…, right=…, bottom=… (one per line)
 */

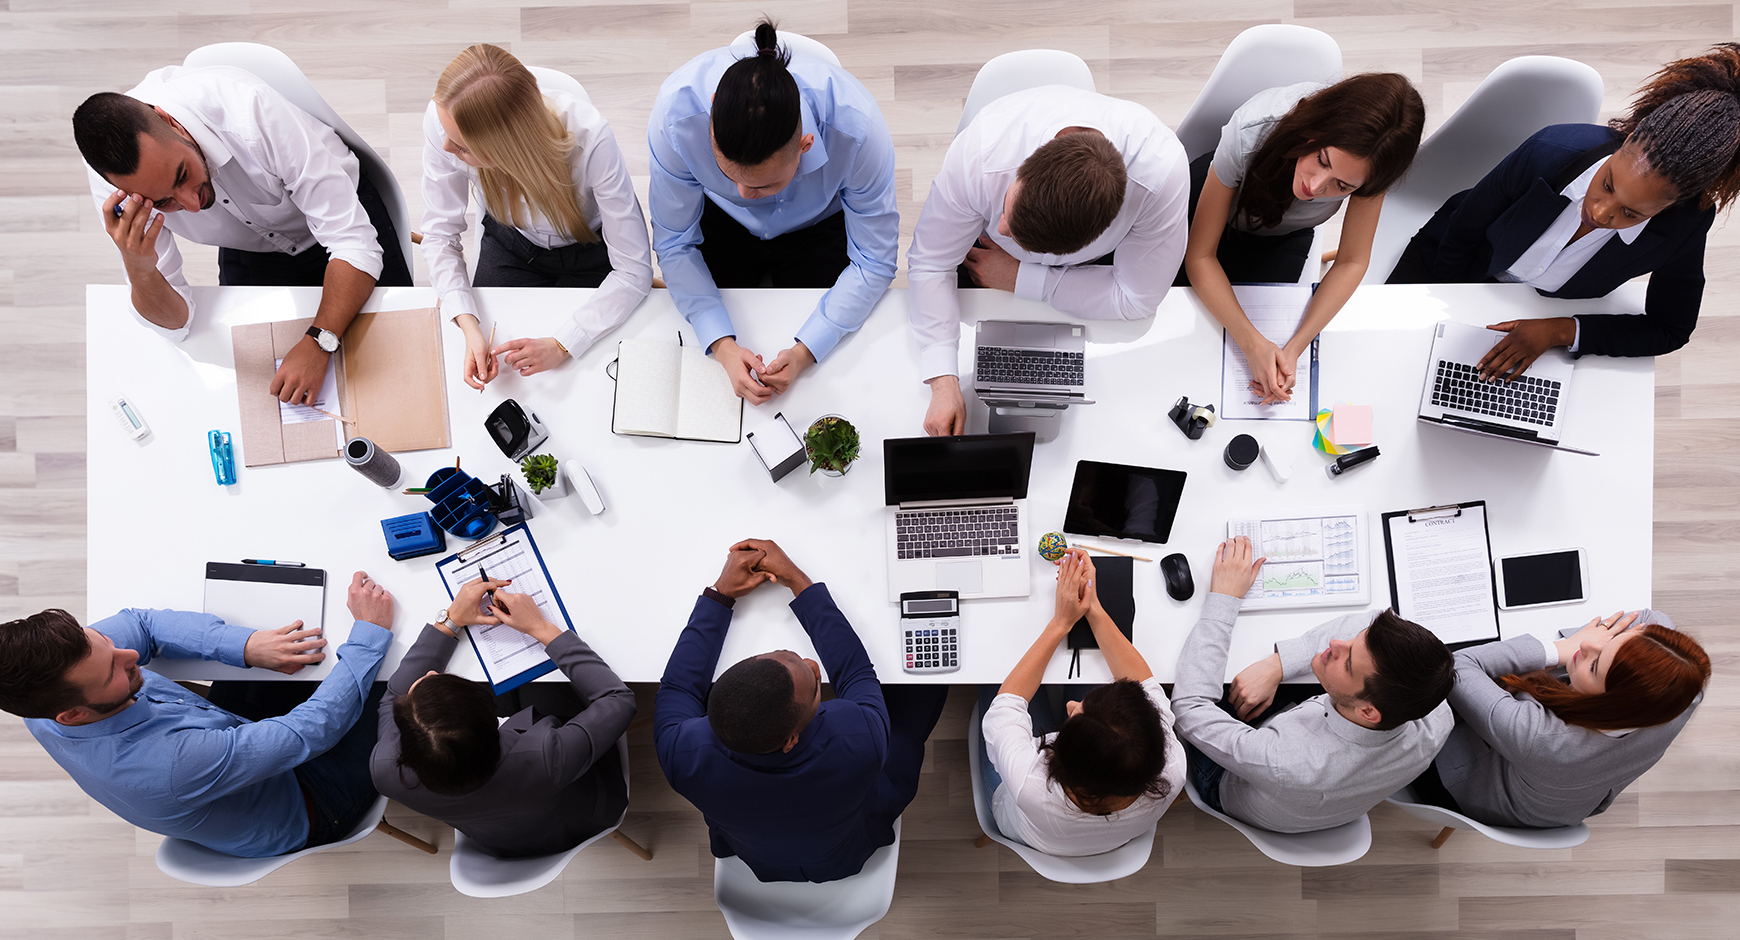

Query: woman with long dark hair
left=1181, top=74, right=1425, bottom=404
left=1390, top=45, right=1740, bottom=375
left=1414, top=610, right=1710, bottom=828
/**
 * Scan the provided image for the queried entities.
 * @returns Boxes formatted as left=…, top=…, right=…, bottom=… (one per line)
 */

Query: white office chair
left=729, top=29, right=843, bottom=68
left=956, top=50, right=1096, bottom=136
left=965, top=697, right=1156, bottom=883
left=1385, top=786, right=1591, bottom=850
left=526, top=65, right=593, bottom=107
left=449, top=736, right=652, bottom=898
left=1364, top=55, right=1604, bottom=283
left=713, top=818, right=901, bottom=940
left=1173, top=25, right=1343, bottom=161
left=155, top=794, right=435, bottom=887
left=1182, top=778, right=1371, bottom=867
left=181, top=42, right=415, bottom=272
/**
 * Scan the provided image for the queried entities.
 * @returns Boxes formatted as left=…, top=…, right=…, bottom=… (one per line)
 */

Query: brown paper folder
left=232, top=307, right=450, bottom=468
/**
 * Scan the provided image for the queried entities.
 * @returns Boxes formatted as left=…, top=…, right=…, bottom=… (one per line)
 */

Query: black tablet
left=1063, top=460, right=1187, bottom=544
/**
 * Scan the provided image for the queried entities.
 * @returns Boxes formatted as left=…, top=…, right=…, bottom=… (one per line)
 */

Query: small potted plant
left=518, top=452, right=569, bottom=500
left=804, top=415, right=861, bottom=476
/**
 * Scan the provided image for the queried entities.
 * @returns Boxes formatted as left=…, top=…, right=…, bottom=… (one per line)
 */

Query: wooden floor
left=2, top=1, right=1738, bottom=937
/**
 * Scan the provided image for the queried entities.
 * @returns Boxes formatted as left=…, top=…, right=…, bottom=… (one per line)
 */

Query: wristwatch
left=305, top=326, right=340, bottom=353
left=434, top=609, right=461, bottom=636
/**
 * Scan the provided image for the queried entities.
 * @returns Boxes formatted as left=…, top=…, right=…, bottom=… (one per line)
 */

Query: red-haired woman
left=1411, top=611, right=1710, bottom=828
left=1180, top=74, right=1425, bottom=405
left=1391, top=45, right=1740, bottom=377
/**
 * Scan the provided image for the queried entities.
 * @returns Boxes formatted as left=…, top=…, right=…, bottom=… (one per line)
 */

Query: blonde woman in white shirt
left=977, top=549, right=1185, bottom=856
left=423, top=45, right=653, bottom=387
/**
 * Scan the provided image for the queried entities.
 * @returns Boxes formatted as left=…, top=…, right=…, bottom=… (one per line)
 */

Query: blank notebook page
left=675, top=351, right=743, bottom=442
left=613, top=340, right=682, bottom=436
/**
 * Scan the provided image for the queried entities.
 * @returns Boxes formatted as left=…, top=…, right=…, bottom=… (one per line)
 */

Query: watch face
left=316, top=330, right=339, bottom=353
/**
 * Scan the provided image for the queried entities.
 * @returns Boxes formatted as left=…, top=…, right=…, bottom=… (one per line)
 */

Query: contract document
left=1381, top=502, right=1501, bottom=646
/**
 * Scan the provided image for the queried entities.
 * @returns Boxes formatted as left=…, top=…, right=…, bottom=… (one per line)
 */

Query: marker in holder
left=424, top=467, right=498, bottom=539
left=345, top=436, right=403, bottom=488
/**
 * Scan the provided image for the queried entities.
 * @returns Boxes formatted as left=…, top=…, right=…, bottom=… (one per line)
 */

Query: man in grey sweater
left=1173, top=537, right=1456, bottom=833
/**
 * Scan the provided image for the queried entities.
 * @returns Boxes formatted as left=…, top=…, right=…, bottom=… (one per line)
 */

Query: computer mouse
left=1160, top=553, right=1194, bottom=602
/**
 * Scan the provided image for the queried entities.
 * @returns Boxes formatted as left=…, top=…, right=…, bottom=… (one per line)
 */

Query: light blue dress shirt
left=648, top=47, right=899, bottom=361
left=27, top=608, right=390, bottom=858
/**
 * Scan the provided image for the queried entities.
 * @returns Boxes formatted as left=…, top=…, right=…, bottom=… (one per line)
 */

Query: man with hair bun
left=654, top=539, right=947, bottom=883
left=648, top=19, right=900, bottom=405
left=1392, top=43, right=1740, bottom=369
left=907, top=81, right=1191, bottom=436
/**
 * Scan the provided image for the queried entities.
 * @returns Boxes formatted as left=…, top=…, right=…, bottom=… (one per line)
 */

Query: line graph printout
left=1228, top=508, right=1370, bottom=610
left=436, top=525, right=576, bottom=692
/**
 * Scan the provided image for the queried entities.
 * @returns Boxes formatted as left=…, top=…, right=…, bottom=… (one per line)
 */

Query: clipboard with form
left=435, top=523, right=576, bottom=694
left=1380, top=501, right=1502, bottom=646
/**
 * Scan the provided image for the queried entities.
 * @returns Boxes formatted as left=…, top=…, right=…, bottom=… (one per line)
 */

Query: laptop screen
left=883, top=433, right=1035, bottom=505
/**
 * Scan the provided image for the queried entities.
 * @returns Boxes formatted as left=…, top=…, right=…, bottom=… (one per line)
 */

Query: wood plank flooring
left=1, top=1, right=1736, bottom=937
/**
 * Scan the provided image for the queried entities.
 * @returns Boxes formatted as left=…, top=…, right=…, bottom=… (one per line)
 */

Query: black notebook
left=1066, top=556, right=1134, bottom=677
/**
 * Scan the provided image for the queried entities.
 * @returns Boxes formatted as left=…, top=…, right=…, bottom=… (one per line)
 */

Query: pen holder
left=424, top=467, right=499, bottom=540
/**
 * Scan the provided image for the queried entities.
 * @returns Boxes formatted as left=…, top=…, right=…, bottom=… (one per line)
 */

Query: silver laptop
left=884, top=433, right=1034, bottom=602
left=973, top=320, right=1090, bottom=400
left=1417, top=320, right=1596, bottom=456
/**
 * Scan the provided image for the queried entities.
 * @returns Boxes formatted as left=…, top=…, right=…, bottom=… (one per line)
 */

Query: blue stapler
left=208, top=430, right=237, bottom=485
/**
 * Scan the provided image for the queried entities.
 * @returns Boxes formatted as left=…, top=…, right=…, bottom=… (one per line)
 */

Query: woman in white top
left=978, top=549, right=1185, bottom=856
left=423, top=44, right=653, bottom=387
left=1180, top=74, right=1424, bottom=405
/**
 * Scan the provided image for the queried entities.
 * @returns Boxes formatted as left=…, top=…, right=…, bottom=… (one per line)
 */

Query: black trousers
left=217, top=170, right=413, bottom=288
left=698, top=198, right=849, bottom=288
left=477, top=214, right=615, bottom=288
left=1173, top=152, right=1316, bottom=287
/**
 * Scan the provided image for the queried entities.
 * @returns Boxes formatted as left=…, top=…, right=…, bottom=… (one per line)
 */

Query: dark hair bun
left=755, top=20, right=781, bottom=58
left=711, top=17, right=801, bottom=166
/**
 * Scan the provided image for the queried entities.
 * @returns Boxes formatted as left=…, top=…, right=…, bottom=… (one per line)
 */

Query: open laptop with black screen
left=884, top=432, right=1035, bottom=602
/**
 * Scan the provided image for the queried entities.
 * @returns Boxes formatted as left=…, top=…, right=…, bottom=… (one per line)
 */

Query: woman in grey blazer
left=369, top=577, right=637, bottom=858
left=1418, top=610, right=1710, bottom=829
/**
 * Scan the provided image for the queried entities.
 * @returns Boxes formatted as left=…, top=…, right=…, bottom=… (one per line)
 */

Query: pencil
left=483, top=322, right=497, bottom=394
left=310, top=406, right=355, bottom=425
left=1075, top=542, right=1154, bottom=562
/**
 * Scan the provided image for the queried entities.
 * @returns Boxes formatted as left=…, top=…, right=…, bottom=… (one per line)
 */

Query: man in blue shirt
left=0, top=571, right=396, bottom=858
left=648, top=21, right=899, bottom=405
left=656, top=539, right=947, bottom=883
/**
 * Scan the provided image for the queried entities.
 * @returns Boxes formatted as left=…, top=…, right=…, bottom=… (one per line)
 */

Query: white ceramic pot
left=519, top=462, right=570, bottom=501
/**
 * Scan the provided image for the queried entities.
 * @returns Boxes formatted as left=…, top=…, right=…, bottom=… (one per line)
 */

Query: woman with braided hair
left=1391, top=45, right=1740, bottom=376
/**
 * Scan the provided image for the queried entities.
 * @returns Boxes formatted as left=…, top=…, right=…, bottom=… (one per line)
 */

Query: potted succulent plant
left=804, top=415, right=861, bottom=476
left=518, top=452, right=569, bottom=500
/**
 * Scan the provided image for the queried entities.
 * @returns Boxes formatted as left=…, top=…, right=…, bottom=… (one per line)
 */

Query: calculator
left=899, top=590, right=960, bottom=674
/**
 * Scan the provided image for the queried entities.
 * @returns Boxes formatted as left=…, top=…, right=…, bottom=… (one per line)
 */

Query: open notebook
left=610, top=338, right=743, bottom=443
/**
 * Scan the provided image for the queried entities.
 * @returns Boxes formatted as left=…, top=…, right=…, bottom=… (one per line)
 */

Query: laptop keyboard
left=975, top=347, right=1084, bottom=386
left=1432, top=361, right=1559, bottom=427
left=896, top=506, right=1019, bottom=559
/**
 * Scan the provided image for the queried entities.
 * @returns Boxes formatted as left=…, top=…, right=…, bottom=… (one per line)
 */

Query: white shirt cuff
left=1013, top=260, right=1046, bottom=302
left=1535, top=633, right=1560, bottom=668
left=1568, top=318, right=1581, bottom=354
left=920, top=343, right=962, bottom=382
left=441, top=289, right=479, bottom=322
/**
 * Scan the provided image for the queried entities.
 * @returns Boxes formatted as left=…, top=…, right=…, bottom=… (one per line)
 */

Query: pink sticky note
left=1330, top=403, right=1372, bottom=446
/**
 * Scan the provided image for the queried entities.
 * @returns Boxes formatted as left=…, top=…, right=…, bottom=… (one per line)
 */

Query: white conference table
left=86, top=281, right=1653, bottom=686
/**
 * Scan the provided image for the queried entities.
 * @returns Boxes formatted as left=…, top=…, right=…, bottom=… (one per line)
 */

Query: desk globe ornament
left=804, top=415, right=860, bottom=476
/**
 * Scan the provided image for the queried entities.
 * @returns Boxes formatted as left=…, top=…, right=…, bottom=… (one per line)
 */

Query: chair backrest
left=1173, top=25, right=1343, bottom=161
left=181, top=42, right=414, bottom=270
left=449, top=735, right=634, bottom=898
left=1365, top=55, right=1604, bottom=282
left=728, top=29, right=843, bottom=68
left=155, top=794, right=388, bottom=887
left=1183, top=778, right=1372, bottom=867
left=713, top=818, right=901, bottom=940
left=966, top=696, right=1157, bottom=883
left=526, top=65, right=593, bottom=107
left=1384, top=787, right=1591, bottom=849
left=956, top=50, right=1096, bottom=137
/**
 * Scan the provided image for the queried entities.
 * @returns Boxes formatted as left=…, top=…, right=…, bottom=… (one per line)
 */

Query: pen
left=479, top=566, right=496, bottom=614
left=1326, top=446, right=1381, bottom=478
left=242, top=559, right=306, bottom=567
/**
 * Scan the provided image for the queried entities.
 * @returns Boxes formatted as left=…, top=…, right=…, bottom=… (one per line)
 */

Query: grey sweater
left=1173, top=594, right=1453, bottom=833
left=370, top=625, right=637, bottom=858
left=1438, top=611, right=1701, bottom=828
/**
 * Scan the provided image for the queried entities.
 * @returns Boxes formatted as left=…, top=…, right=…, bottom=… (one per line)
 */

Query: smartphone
left=1495, top=548, right=1589, bottom=610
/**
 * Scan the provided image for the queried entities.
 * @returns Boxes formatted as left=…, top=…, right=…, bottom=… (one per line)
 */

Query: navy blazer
left=655, top=584, right=893, bottom=883
left=1390, top=124, right=1715, bottom=357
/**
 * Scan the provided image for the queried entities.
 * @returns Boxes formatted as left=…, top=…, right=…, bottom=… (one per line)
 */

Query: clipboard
left=1380, top=501, right=1501, bottom=647
left=434, top=523, right=576, bottom=694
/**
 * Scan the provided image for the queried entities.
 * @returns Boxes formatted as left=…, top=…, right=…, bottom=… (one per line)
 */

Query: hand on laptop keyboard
left=1477, top=318, right=1576, bottom=382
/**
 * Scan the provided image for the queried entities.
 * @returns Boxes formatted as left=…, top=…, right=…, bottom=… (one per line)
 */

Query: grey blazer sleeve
left=1274, top=610, right=1380, bottom=680
left=375, top=625, right=460, bottom=771
left=1446, top=635, right=1558, bottom=764
left=538, top=631, right=637, bottom=788
left=1170, top=593, right=1311, bottom=788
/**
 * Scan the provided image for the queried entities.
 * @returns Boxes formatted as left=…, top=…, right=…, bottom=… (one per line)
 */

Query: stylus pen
left=242, top=559, right=306, bottom=567
left=1326, top=447, right=1381, bottom=478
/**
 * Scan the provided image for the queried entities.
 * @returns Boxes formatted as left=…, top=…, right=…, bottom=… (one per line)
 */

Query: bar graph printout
left=435, top=524, right=576, bottom=693
left=1227, top=507, right=1371, bottom=610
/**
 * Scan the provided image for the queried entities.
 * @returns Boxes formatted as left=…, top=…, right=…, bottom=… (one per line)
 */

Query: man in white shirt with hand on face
left=74, top=66, right=413, bottom=404
left=905, top=84, right=1191, bottom=436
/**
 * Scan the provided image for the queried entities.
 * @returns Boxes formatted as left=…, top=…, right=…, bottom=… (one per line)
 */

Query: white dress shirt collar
left=1499, top=159, right=1650, bottom=293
